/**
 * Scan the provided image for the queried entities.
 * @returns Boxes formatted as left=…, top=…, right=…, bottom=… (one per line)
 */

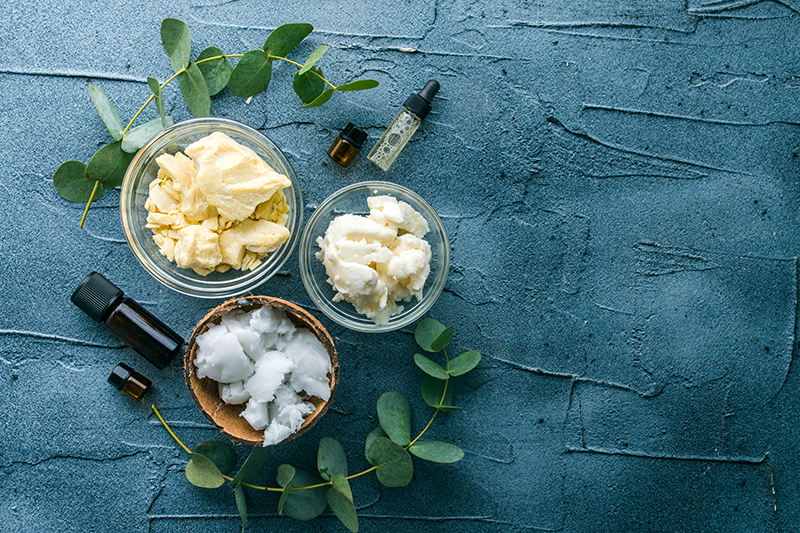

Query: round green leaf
left=318, top=437, right=348, bottom=481
left=161, top=18, right=191, bottom=73
left=185, top=452, right=225, bottom=488
left=197, top=46, right=232, bottom=96
left=298, top=45, right=328, bottom=75
left=88, top=84, right=123, bottom=141
left=235, top=483, right=247, bottom=533
left=147, top=77, right=167, bottom=127
left=327, top=475, right=358, bottom=532
left=85, top=141, right=135, bottom=189
left=277, top=464, right=296, bottom=514
left=336, top=79, right=380, bottom=92
left=230, top=446, right=269, bottom=486
left=229, top=50, right=273, bottom=98
left=299, top=87, right=334, bottom=108
left=280, top=468, right=328, bottom=521
left=365, top=437, right=413, bottom=488
left=414, top=353, right=449, bottom=380
left=194, top=440, right=237, bottom=475
left=121, top=116, right=173, bottom=154
left=179, top=62, right=211, bottom=118
left=53, top=161, right=100, bottom=203
left=293, top=66, right=325, bottom=104
left=364, top=427, right=388, bottom=457
left=415, top=319, right=447, bottom=352
left=421, top=375, right=460, bottom=411
left=264, top=23, right=313, bottom=57
left=377, top=391, right=412, bottom=447
left=409, top=441, right=465, bottom=463
left=448, top=350, right=481, bottom=377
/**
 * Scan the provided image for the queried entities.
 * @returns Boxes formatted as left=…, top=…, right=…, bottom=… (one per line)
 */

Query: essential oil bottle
left=108, top=363, right=152, bottom=401
left=71, top=272, right=184, bottom=369
left=367, top=80, right=440, bottom=171
left=327, top=123, right=368, bottom=167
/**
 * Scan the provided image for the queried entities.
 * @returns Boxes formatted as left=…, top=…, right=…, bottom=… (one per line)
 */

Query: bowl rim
left=119, top=117, right=303, bottom=299
left=184, top=295, right=340, bottom=447
left=299, top=180, right=450, bottom=333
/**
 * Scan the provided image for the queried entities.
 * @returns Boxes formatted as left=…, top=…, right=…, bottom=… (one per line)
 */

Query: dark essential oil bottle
left=108, top=363, right=152, bottom=401
left=327, top=123, right=368, bottom=167
left=71, top=272, right=184, bottom=369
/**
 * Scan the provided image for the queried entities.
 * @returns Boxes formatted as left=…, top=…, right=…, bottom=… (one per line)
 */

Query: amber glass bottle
left=71, top=272, right=183, bottom=369
left=108, top=363, right=152, bottom=401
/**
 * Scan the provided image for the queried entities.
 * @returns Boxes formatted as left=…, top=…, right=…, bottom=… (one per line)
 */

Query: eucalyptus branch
left=52, top=19, right=378, bottom=228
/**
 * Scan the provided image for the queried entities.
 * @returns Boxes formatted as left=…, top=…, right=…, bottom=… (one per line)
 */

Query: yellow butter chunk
left=144, top=131, right=292, bottom=276
left=185, top=132, right=292, bottom=222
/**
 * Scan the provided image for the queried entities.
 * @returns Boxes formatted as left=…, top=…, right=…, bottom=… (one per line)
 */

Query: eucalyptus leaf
left=179, top=62, right=211, bottom=117
left=364, top=427, right=388, bottom=457
left=415, top=319, right=448, bottom=352
left=377, top=391, right=412, bottom=447
left=280, top=468, right=328, bottom=521
left=197, top=46, right=232, bottom=96
left=88, top=84, right=124, bottom=141
left=194, top=440, right=237, bottom=475
left=147, top=77, right=167, bottom=127
left=299, top=87, right=334, bottom=108
left=409, top=441, right=464, bottom=463
left=161, top=18, right=191, bottom=73
left=298, top=45, right=328, bottom=75
left=431, top=325, right=454, bottom=352
left=121, top=116, right=173, bottom=153
left=235, top=483, right=247, bottom=533
left=293, top=66, right=325, bottom=104
left=414, top=353, right=449, bottom=380
left=85, top=141, right=134, bottom=189
left=318, top=437, right=348, bottom=481
left=327, top=474, right=358, bottom=533
left=277, top=464, right=295, bottom=515
left=448, top=350, right=481, bottom=377
left=336, top=79, right=380, bottom=92
left=185, top=452, right=225, bottom=488
left=264, top=23, right=313, bottom=57
left=229, top=50, right=273, bottom=98
left=229, top=446, right=269, bottom=486
left=365, top=437, right=413, bottom=488
left=53, top=161, right=100, bottom=203
left=421, top=375, right=460, bottom=411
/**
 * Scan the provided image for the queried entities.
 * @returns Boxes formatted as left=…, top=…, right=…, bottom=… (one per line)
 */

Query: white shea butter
left=315, top=195, right=432, bottom=325
left=193, top=306, right=331, bottom=446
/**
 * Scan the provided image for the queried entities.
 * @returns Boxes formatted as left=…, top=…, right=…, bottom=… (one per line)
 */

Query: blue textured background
left=2, top=1, right=800, bottom=531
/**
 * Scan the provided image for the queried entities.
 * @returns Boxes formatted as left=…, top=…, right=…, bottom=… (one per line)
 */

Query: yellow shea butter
left=145, top=132, right=291, bottom=275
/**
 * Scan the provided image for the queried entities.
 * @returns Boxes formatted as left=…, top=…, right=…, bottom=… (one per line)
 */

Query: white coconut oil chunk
left=193, top=305, right=331, bottom=446
left=315, top=195, right=432, bottom=325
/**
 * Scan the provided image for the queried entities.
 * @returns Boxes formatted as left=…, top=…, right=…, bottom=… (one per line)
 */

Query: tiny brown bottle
left=108, top=363, right=152, bottom=401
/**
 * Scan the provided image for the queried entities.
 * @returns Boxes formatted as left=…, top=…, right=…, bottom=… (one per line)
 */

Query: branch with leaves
left=53, top=18, right=378, bottom=228
left=154, top=319, right=481, bottom=532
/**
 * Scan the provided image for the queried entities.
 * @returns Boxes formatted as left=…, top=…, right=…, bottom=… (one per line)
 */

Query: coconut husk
left=184, top=295, right=339, bottom=446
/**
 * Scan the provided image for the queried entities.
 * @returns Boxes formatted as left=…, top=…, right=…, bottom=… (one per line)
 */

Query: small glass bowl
left=299, top=181, right=449, bottom=333
left=120, top=118, right=302, bottom=298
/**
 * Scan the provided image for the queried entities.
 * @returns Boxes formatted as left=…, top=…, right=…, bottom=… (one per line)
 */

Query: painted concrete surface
left=2, top=1, right=800, bottom=531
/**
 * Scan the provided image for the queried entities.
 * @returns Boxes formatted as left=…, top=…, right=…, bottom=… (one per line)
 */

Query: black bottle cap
left=339, top=123, right=367, bottom=149
left=71, top=272, right=124, bottom=323
left=108, top=362, right=133, bottom=390
left=403, top=80, right=440, bottom=120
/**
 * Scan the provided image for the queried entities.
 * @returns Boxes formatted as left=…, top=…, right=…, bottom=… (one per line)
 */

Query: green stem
left=78, top=181, right=102, bottom=228
left=268, top=54, right=337, bottom=89
left=121, top=68, right=184, bottom=136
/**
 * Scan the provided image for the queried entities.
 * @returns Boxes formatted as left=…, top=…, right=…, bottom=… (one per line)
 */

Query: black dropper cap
left=339, top=123, right=367, bottom=149
left=108, top=362, right=133, bottom=390
left=71, top=272, right=124, bottom=323
left=403, top=80, right=440, bottom=120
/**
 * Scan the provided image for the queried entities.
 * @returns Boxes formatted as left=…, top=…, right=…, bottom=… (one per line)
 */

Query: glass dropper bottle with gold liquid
left=368, top=80, right=439, bottom=171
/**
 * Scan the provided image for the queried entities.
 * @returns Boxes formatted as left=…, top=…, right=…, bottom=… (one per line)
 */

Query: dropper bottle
left=367, top=80, right=440, bottom=171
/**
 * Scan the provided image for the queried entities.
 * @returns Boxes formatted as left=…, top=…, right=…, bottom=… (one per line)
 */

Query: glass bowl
left=299, top=181, right=449, bottom=333
left=120, top=118, right=302, bottom=298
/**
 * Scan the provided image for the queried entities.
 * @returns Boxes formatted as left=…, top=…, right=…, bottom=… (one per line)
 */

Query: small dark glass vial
left=71, top=272, right=184, bottom=369
left=327, top=123, right=368, bottom=167
left=108, top=363, right=152, bottom=401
